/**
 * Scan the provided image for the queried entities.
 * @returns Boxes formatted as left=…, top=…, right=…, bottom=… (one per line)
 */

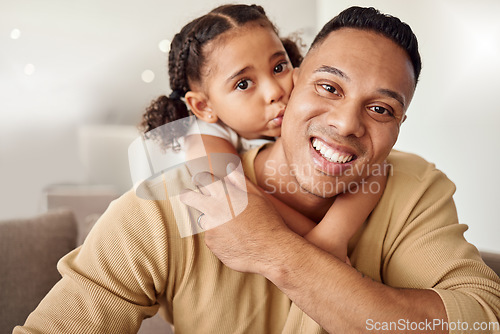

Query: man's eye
left=321, top=84, right=338, bottom=95
left=274, top=62, right=288, bottom=74
left=369, top=106, right=390, bottom=115
left=236, top=79, right=251, bottom=90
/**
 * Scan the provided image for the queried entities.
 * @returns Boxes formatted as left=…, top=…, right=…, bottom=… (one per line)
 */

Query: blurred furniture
left=41, top=184, right=120, bottom=245
left=78, top=125, right=139, bottom=194
left=0, top=186, right=173, bottom=333
left=1, top=209, right=77, bottom=332
left=481, top=251, right=500, bottom=276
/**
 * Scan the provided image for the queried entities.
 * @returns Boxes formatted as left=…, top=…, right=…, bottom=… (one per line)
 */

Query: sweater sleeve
left=381, top=158, right=500, bottom=332
left=14, top=191, right=172, bottom=333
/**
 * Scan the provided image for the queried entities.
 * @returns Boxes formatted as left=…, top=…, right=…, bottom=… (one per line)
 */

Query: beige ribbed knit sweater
left=15, top=150, right=500, bottom=333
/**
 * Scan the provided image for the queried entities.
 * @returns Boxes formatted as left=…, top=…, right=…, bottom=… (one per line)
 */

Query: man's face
left=281, top=28, right=415, bottom=197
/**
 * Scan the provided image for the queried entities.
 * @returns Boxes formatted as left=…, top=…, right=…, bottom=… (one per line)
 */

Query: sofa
left=1, top=199, right=500, bottom=333
left=0, top=187, right=173, bottom=333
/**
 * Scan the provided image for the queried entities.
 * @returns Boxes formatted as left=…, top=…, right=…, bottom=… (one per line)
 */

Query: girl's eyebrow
left=270, top=50, right=288, bottom=61
left=226, top=66, right=251, bottom=83
left=225, top=51, right=288, bottom=84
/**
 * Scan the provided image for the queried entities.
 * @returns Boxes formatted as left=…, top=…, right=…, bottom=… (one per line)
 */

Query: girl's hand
left=180, top=164, right=292, bottom=275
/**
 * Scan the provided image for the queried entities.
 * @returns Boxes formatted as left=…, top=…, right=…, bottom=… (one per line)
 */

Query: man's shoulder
left=240, top=143, right=271, bottom=184
left=104, top=165, right=194, bottom=224
left=385, top=149, right=457, bottom=197
left=101, top=188, right=169, bottom=225
left=387, top=149, right=441, bottom=182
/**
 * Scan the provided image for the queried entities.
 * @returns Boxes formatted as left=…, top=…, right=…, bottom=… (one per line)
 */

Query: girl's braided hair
left=139, top=4, right=303, bottom=148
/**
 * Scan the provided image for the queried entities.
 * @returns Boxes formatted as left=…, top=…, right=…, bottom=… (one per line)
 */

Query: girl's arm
left=305, top=172, right=388, bottom=261
left=263, top=193, right=317, bottom=236
left=184, top=134, right=239, bottom=179
left=185, top=134, right=239, bottom=162
left=186, top=134, right=318, bottom=236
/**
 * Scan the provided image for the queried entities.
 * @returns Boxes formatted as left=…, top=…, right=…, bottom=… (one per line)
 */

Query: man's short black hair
left=311, top=6, right=421, bottom=84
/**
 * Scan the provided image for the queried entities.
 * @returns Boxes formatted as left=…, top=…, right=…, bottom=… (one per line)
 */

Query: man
left=182, top=6, right=500, bottom=333
left=15, top=7, right=500, bottom=334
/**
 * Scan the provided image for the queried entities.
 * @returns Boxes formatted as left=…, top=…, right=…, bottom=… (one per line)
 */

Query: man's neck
left=254, top=140, right=335, bottom=223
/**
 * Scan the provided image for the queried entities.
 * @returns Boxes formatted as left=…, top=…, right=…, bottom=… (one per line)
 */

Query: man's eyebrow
left=378, top=88, right=405, bottom=108
left=314, top=65, right=350, bottom=81
left=315, top=65, right=406, bottom=107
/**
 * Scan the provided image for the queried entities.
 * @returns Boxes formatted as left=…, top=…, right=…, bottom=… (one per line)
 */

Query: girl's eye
left=236, top=79, right=252, bottom=91
left=274, top=61, right=289, bottom=74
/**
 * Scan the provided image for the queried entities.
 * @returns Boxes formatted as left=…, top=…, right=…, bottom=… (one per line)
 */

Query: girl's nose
left=265, top=78, right=285, bottom=104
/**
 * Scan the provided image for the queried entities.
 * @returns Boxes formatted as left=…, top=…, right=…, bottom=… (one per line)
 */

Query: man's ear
left=401, top=114, right=408, bottom=124
left=185, top=91, right=218, bottom=123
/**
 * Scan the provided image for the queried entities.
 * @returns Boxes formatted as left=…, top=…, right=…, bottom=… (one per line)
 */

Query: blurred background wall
left=1, top=0, right=499, bottom=252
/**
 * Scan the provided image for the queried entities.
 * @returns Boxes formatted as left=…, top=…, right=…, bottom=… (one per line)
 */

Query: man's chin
left=293, top=175, right=344, bottom=199
left=296, top=171, right=382, bottom=198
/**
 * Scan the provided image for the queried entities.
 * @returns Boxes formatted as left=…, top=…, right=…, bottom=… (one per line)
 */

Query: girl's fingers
left=179, top=188, right=209, bottom=212
left=182, top=170, right=237, bottom=229
left=192, top=171, right=220, bottom=195
left=183, top=164, right=254, bottom=229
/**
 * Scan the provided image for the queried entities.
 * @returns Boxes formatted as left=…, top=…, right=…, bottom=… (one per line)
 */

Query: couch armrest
left=481, top=251, right=500, bottom=277
left=0, top=209, right=77, bottom=332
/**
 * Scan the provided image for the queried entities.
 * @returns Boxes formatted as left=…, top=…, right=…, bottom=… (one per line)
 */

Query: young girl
left=139, top=4, right=386, bottom=263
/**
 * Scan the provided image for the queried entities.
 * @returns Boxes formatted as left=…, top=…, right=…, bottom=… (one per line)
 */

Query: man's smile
left=311, top=138, right=355, bottom=164
left=308, top=136, right=360, bottom=177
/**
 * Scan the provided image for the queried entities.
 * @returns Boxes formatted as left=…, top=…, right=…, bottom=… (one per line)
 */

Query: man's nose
left=264, top=78, right=285, bottom=104
left=326, top=102, right=365, bottom=138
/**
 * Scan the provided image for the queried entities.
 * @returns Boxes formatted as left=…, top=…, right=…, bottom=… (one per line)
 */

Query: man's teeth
left=312, top=138, right=354, bottom=164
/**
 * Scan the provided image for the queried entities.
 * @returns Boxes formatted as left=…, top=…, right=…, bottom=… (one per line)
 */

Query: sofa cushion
left=0, top=209, right=77, bottom=332
left=481, top=251, right=500, bottom=278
